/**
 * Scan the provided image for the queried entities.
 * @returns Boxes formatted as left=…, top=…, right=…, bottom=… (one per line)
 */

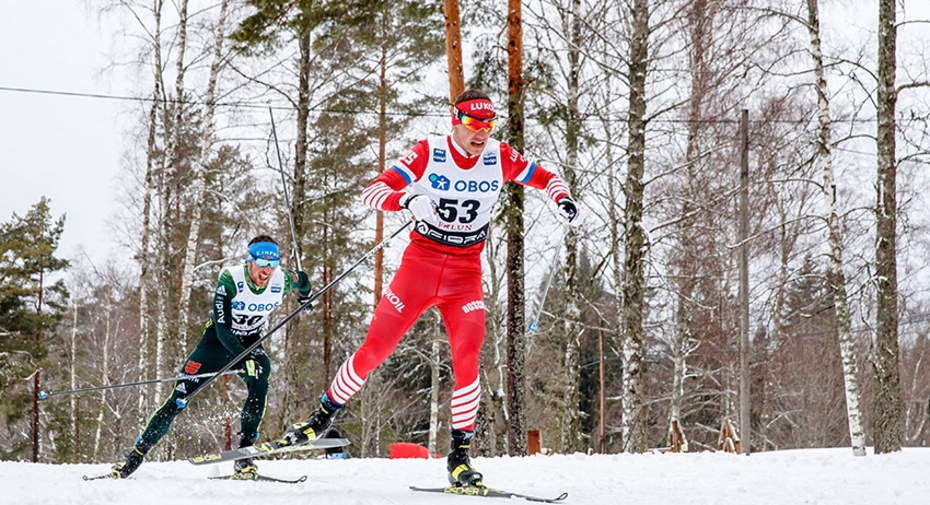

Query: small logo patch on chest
left=429, top=173, right=451, bottom=190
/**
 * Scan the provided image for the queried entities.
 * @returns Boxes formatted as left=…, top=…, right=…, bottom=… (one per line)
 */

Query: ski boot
left=232, top=432, right=259, bottom=480
left=447, top=430, right=483, bottom=487
left=110, top=446, right=145, bottom=479
left=278, top=393, right=343, bottom=447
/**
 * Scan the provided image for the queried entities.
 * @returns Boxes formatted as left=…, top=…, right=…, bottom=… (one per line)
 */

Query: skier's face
left=452, top=123, right=492, bottom=157
left=247, top=261, right=275, bottom=287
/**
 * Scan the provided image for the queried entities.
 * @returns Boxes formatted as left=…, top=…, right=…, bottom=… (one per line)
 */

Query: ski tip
left=82, top=473, right=117, bottom=481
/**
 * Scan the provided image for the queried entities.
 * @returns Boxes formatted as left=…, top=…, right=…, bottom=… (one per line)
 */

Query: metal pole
left=739, top=108, right=751, bottom=455
left=528, top=225, right=569, bottom=331
left=268, top=102, right=302, bottom=271
left=39, top=369, right=244, bottom=399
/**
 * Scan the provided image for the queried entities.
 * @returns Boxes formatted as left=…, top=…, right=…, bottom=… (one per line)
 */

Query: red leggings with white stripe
left=326, top=237, right=485, bottom=431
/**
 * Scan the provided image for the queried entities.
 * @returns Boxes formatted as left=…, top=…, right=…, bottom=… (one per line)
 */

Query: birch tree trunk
left=139, top=93, right=158, bottom=413
left=156, top=0, right=189, bottom=395
left=559, top=0, right=583, bottom=454
left=873, top=0, right=902, bottom=454
left=598, top=29, right=621, bottom=455
left=133, top=0, right=164, bottom=422
left=599, top=30, right=623, bottom=455
left=669, top=0, right=712, bottom=435
left=806, top=0, right=866, bottom=457
left=93, top=305, right=111, bottom=459
left=177, top=0, right=230, bottom=336
left=620, top=0, right=649, bottom=454
left=504, top=0, right=527, bottom=457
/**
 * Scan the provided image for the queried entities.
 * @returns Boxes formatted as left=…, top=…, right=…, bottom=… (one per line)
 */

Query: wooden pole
left=738, top=109, right=750, bottom=455
left=443, top=0, right=464, bottom=101
left=32, top=270, right=44, bottom=462
left=505, top=0, right=528, bottom=457
left=599, top=330, right=606, bottom=453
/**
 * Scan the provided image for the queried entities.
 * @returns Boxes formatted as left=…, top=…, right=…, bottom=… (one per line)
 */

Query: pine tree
left=0, top=198, right=69, bottom=461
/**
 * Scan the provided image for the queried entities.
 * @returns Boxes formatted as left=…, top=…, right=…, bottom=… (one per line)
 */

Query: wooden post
left=443, top=0, right=464, bottom=100
left=719, top=418, right=741, bottom=453
left=32, top=270, right=44, bottom=462
left=527, top=430, right=541, bottom=456
left=738, top=109, right=751, bottom=455
left=504, top=0, right=528, bottom=458
left=599, top=330, right=606, bottom=453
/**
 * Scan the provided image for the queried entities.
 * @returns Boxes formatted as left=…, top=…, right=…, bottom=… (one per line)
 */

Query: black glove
left=241, top=357, right=262, bottom=378
left=557, top=196, right=583, bottom=226
left=298, top=294, right=315, bottom=313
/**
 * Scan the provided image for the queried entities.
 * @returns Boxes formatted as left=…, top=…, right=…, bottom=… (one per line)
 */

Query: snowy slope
left=3, top=448, right=928, bottom=505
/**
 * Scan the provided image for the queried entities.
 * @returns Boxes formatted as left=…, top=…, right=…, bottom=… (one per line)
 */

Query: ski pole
left=177, top=220, right=413, bottom=407
left=528, top=224, right=569, bottom=332
left=268, top=101, right=302, bottom=271
left=38, top=369, right=245, bottom=400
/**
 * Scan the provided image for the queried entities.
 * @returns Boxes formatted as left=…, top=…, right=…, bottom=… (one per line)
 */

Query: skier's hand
left=241, top=357, right=262, bottom=378
left=400, top=194, right=438, bottom=224
left=298, top=294, right=315, bottom=313
left=557, top=196, right=583, bottom=226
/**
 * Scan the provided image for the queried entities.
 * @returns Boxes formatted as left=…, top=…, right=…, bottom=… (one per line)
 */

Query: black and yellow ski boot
left=110, top=447, right=145, bottom=479
left=232, top=432, right=259, bottom=480
left=447, top=430, right=483, bottom=487
left=278, top=394, right=343, bottom=447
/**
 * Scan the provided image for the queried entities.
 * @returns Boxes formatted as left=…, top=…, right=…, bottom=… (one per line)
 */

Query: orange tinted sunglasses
left=457, top=110, right=497, bottom=132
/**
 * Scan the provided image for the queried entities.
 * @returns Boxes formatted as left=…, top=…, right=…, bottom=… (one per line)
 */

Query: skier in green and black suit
left=110, top=235, right=312, bottom=479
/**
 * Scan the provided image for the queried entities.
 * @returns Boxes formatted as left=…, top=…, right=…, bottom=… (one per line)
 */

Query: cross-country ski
left=410, top=485, right=568, bottom=503
left=208, top=473, right=308, bottom=484
left=188, top=438, right=351, bottom=465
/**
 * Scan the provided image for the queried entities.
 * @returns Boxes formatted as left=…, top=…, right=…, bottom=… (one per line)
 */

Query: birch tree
left=620, top=0, right=649, bottom=453
left=151, top=0, right=190, bottom=397
left=135, top=0, right=164, bottom=420
left=177, top=0, right=231, bottom=342
left=805, top=0, right=866, bottom=457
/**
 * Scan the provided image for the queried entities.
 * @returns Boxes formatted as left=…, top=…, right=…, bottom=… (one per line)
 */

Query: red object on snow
left=389, top=442, right=436, bottom=459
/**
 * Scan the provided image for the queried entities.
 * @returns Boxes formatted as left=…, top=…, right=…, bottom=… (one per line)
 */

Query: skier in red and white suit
left=278, top=89, right=582, bottom=486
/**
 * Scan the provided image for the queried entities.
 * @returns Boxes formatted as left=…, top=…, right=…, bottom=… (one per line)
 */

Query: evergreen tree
left=0, top=197, right=68, bottom=460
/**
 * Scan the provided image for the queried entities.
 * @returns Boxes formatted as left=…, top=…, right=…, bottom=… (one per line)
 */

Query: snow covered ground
left=3, top=447, right=928, bottom=505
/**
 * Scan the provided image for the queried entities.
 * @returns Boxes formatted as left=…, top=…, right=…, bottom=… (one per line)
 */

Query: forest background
left=2, top=0, right=930, bottom=466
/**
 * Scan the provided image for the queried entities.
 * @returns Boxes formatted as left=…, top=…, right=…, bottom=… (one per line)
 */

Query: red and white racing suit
left=325, top=135, right=570, bottom=431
